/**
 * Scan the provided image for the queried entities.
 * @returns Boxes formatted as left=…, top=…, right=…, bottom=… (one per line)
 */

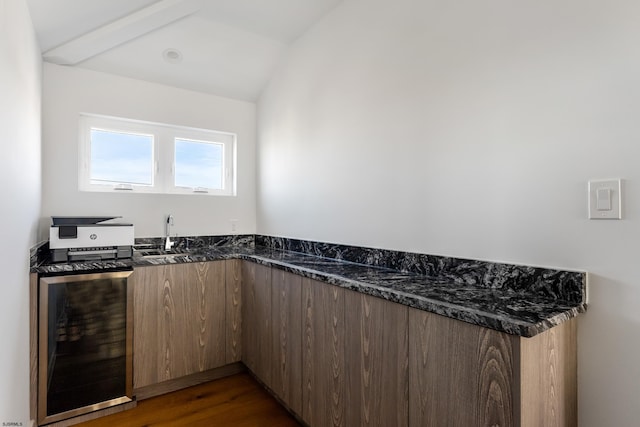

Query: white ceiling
left=26, top=0, right=343, bottom=101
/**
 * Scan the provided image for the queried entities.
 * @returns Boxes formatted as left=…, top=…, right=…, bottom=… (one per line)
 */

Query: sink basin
left=141, top=253, right=186, bottom=259
left=137, top=248, right=163, bottom=256
left=134, top=246, right=186, bottom=258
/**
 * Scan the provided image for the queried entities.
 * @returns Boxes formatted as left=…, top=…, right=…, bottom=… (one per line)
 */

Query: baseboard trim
left=134, top=363, right=246, bottom=401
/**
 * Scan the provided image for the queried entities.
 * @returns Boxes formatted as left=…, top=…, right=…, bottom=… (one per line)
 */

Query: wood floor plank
left=74, top=373, right=300, bottom=427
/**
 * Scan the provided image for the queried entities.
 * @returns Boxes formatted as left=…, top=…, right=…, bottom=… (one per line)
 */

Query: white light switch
left=596, top=188, right=611, bottom=211
left=589, top=179, right=622, bottom=219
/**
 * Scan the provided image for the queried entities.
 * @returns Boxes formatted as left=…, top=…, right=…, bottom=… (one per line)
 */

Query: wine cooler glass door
left=38, top=270, right=133, bottom=425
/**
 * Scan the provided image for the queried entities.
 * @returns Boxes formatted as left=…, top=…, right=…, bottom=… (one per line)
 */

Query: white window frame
left=79, top=114, right=237, bottom=196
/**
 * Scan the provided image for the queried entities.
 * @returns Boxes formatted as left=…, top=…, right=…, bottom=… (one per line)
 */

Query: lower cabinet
left=131, top=261, right=231, bottom=389
left=345, top=290, right=409, bottom=427
left=131, top=259, right=576, bottom=426
left=241, top=262, right=273, bottom=385
left=271, top=269, right=303, bottom=416
left=241, top=261, right=577, bottom=427
left=301, top=284, right=410, bottom=427
left=241, top=265, right=409, bottom=427
left=301, top=277, right=345, bottom=427
left=408, top=308, right=577, bottom=427
left=225, top=259, right=242, bottom=364
left=409, top=307, right=519, bottom=426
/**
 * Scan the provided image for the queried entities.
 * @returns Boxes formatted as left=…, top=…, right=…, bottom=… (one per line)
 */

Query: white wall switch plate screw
left=588, top=179, right=622, bottom=219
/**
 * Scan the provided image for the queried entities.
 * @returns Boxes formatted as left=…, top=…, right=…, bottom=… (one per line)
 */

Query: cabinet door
left=408, top=307, right=518, bottom=427
left=132, top=262, right=226, bottom=389
left=183, top=261, right=226, bottom=375
left=271, top=269, right=303, bottom=416
left=225, top=259, right=242, bottom=364
left=132, top=265, right=163, bottom=389
left=241, top=262, right=272, bottom=385
left=345, top=290, right=409, bottom=427
left=302, top=278, right=345, bottom=427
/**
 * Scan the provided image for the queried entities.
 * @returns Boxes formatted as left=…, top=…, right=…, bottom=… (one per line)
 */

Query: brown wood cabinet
left=271, top=269, right=303, bottom=415
left=302, top=277, right=345, bottom=427
left=131, top=261, right=227, bottom=389
left=241, top=262, right=273, bottom=386
left=345, top=290, right=409, bottom=427
left=245, top=263, right=577, bottom=427
left=408, top=307, right=577, bottom=427
left=225, top=259, right=242, bottom=364
left=129, top=258, right=576, bottom=427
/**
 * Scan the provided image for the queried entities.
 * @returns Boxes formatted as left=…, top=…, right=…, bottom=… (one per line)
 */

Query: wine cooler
left=38, top=269, right=133, bottom=425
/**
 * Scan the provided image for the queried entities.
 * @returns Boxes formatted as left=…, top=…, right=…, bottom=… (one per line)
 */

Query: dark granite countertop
left=31, top=235, right=587, bottom=338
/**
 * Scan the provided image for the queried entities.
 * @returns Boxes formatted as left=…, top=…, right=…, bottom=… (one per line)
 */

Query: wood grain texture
left=159, top=264, right=181, bottom=381
left=520, top=318, right=577, bottom=427
left=183, top=261, right=226, bottom=374
left=241, top=262, right=273, bottom=386
left=408, top=307, right=519, bottom=427
left=30, top=273, right=38, bottom=424
left=132, top=266, right=160, bottom=388
left=75, top=373, right=300, bottom=427
left=225, top=259, right=242, bottom=364
left=345, top=290, right=409, bottom=427
left=302, top=277, right=345, bottom=427
left=132, top=262, right=226, bottom=389
left=271, top=269, right=303, bottom=416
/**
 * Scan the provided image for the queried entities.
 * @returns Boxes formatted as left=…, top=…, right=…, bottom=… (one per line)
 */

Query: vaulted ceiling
left=26, top=0, right=343, bottom=101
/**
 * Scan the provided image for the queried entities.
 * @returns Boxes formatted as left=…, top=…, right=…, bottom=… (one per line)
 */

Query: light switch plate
left=588, top=179, right=622, bottom=219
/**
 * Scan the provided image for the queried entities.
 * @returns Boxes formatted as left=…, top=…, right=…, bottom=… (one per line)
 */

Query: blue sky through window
left=175, top=139, right=223, bottom=189
left=90, top=129, right=153, bottom=185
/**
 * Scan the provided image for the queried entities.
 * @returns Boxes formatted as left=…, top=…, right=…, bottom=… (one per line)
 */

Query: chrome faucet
left=165, top=214, right=175, bottom=250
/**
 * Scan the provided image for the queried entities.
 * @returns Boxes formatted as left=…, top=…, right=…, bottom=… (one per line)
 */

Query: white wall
left=257, top=0, right=640, bottom=425
left=41, top=63, right=257, bottom=239
left=0, top=0, right=42, bottom=424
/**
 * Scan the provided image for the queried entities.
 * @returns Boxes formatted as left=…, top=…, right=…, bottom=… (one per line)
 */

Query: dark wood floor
left=75, top=373, right=301, bottom=427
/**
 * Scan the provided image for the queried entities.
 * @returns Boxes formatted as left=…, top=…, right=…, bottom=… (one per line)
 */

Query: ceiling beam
left=43, top=0, right=202, bottom=65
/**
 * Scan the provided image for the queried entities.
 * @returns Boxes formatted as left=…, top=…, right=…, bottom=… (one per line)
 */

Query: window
left=79, top=114, right=236, bottom=195
left=174, top=138, right=224, bottom=191
left=89, top=129, right=154, bottom=187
